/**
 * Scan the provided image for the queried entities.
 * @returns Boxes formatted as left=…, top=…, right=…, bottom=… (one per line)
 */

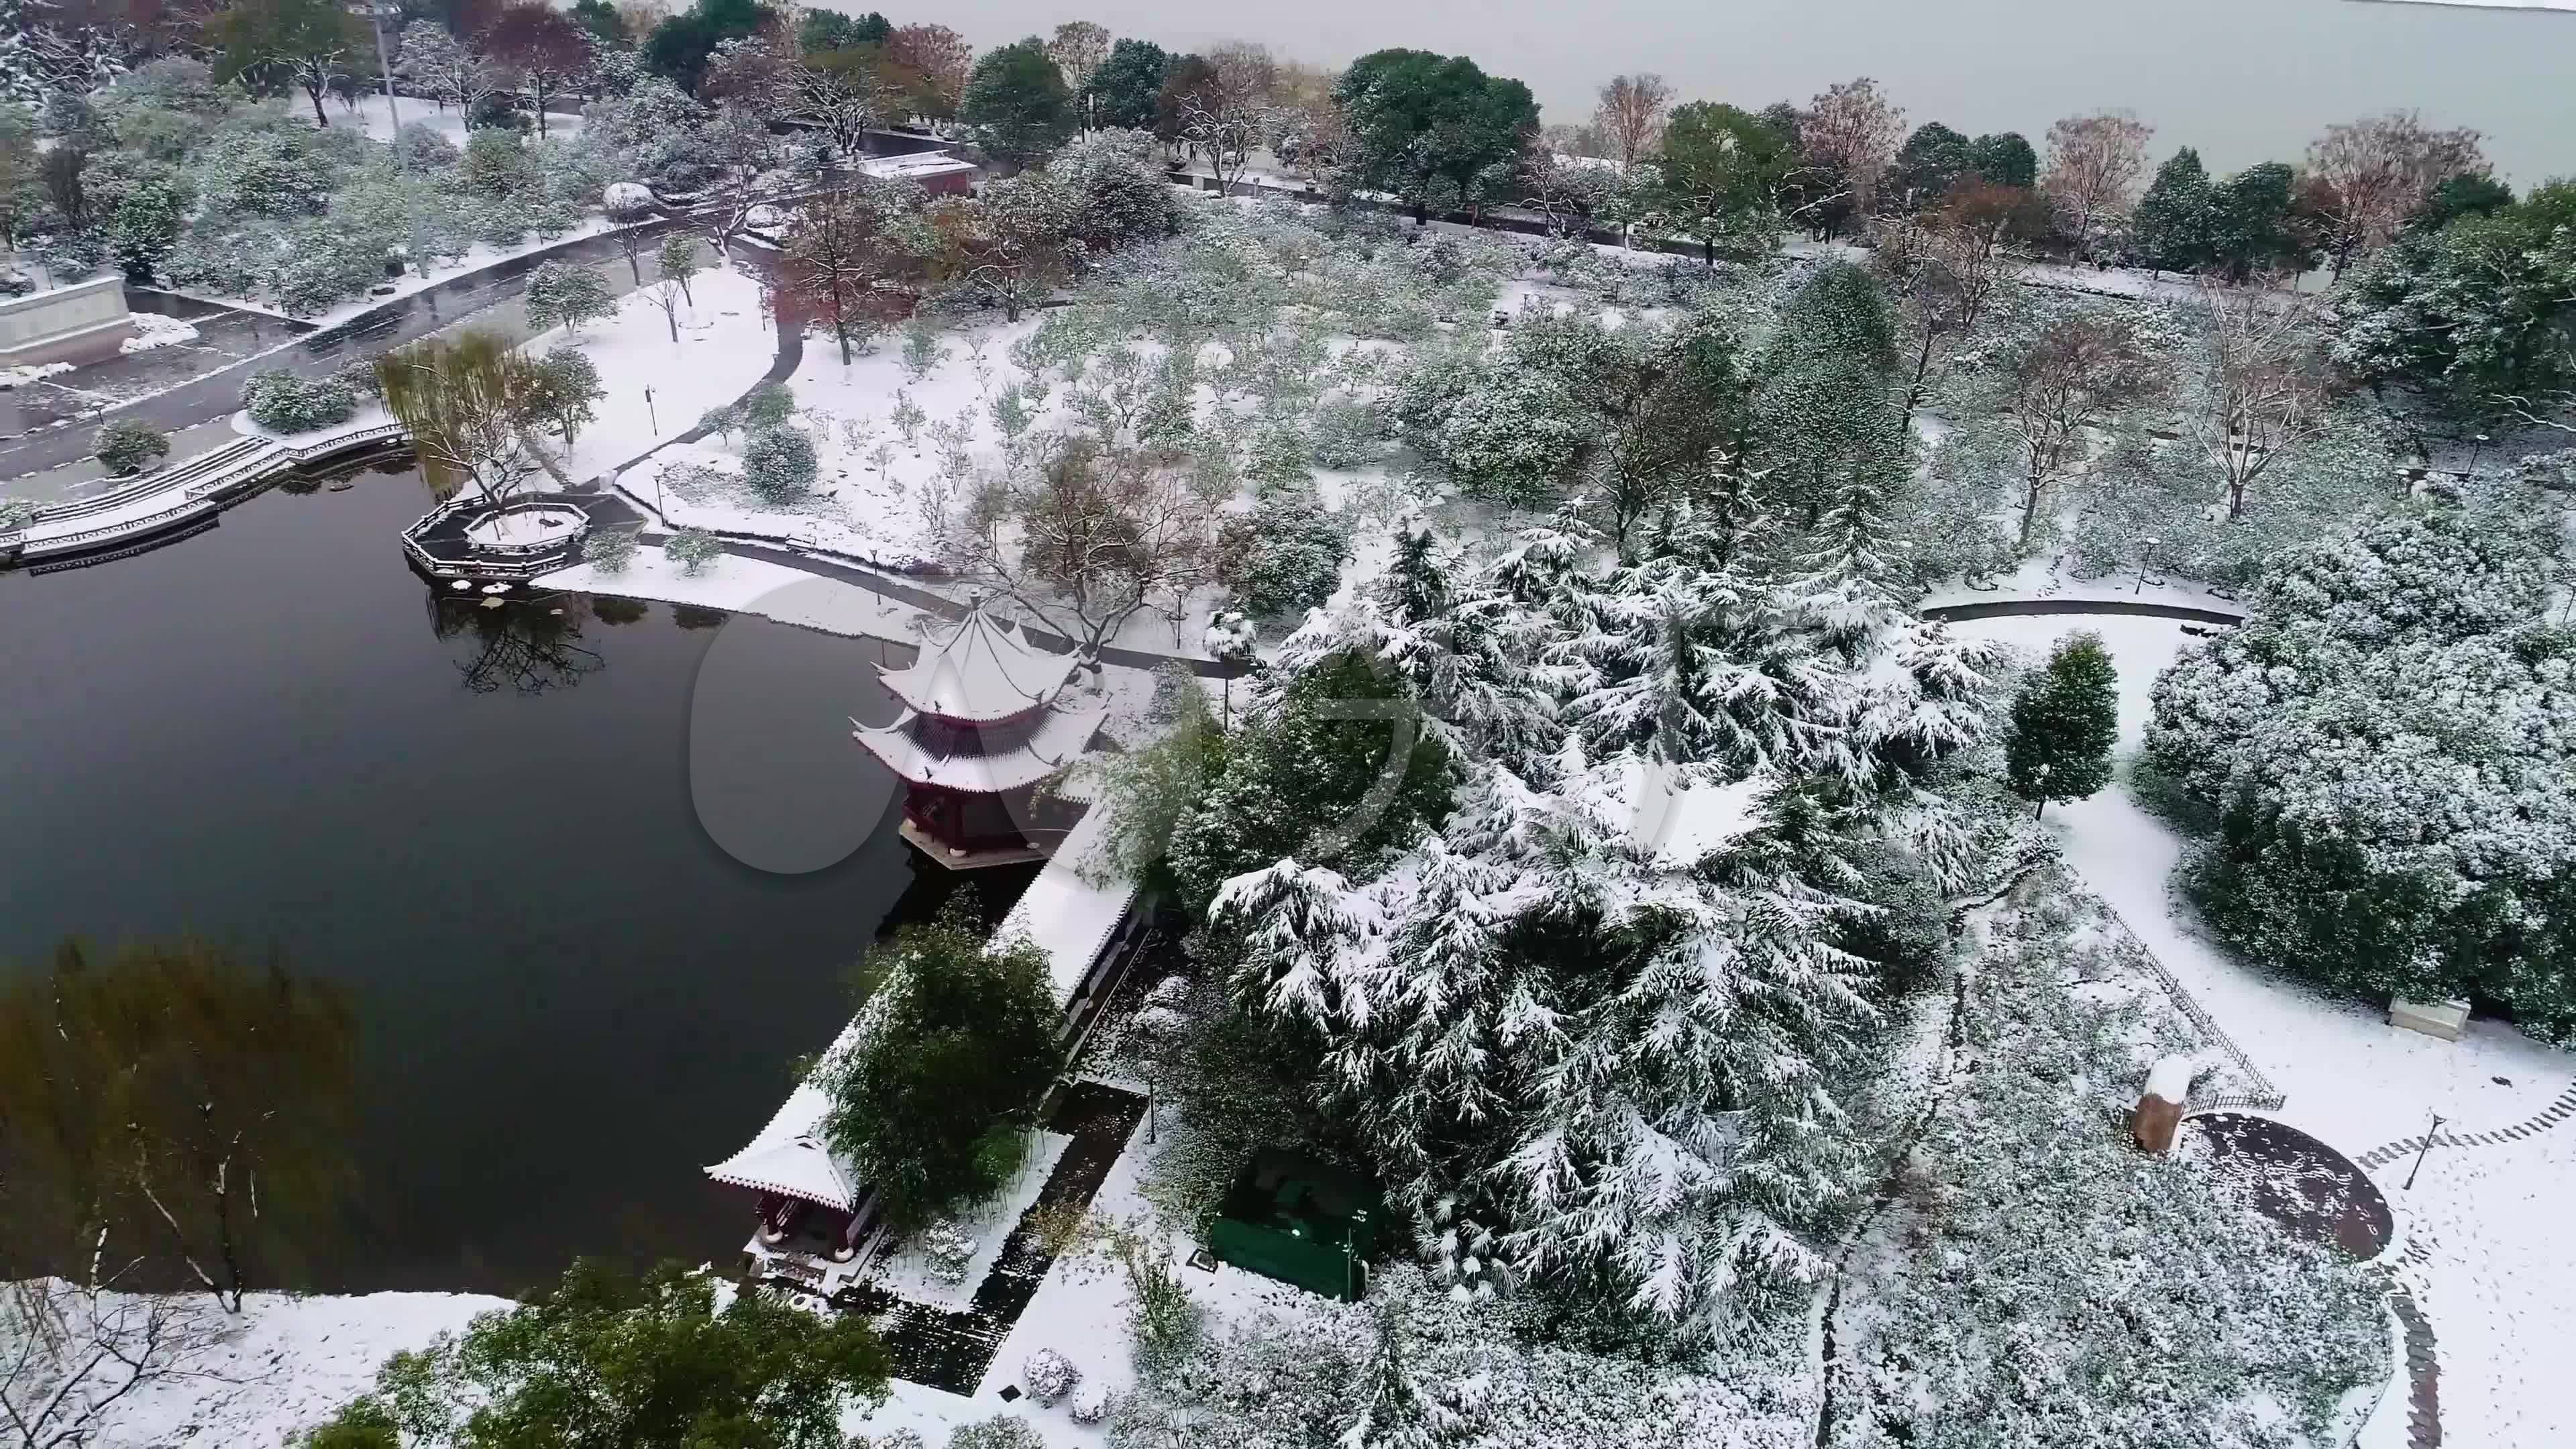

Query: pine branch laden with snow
left=1200, top=507, right=2010, bottom=1338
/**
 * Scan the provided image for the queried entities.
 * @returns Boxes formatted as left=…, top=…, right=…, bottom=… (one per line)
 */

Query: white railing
left=7, top=423, right=411, bottom=564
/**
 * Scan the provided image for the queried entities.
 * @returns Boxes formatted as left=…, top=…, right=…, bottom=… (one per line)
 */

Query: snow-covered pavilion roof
left=703, top=1016, right=865, bottom=1211
left=876, top=606, right=1081, bottom=723
left=851, top=700, right=1106, bottom=792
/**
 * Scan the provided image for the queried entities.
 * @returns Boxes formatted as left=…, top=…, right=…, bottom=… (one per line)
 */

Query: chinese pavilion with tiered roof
left=851, top=602, right=1104, bottom=867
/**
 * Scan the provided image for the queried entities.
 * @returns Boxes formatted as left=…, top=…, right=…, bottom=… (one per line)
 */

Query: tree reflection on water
left=425, top=590, right=606, bottom=696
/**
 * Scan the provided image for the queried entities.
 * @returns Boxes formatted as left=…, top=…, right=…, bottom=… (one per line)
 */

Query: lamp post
left=2135, top=535, right=2159, bottom=596
left=644, top=385, right=657, bottom=435
left=350, top=3, right=402, bottom=135
left=2404, top=1111, right=2447, bottom=1191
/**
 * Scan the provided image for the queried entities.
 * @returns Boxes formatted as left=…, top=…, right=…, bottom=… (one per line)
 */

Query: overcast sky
left=837, top=0, right=2576, bottom=184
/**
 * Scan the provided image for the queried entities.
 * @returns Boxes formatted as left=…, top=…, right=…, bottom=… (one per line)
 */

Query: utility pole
left=353, top=3, right=402, bottom=134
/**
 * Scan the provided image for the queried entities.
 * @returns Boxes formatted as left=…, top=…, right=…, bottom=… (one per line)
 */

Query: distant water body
left=904, top=0, right=2575, bottom=183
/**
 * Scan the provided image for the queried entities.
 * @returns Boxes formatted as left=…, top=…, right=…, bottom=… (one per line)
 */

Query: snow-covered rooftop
left=877, top=607, right=1081, bottom=722
left=851, top=701, right=1106, bottom=791
left=706, top=798, right=1140, bottom=1211
left=996, top=797, right=1143, bottom=1005
left=857, top=151, right=980, bottom=182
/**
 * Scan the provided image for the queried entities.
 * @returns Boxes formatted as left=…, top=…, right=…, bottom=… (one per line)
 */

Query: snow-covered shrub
left=394, top=123, right=461, bottom=172
left=1020, top=1348, right=1079, bottom=1405
left=241, top=370, right=358, bottom=433
left=474, top=201, right=530, bottom=250
left=664, top=528, right=722, bottom=576
left=0, top=498, right=37, bottom=531
left=92, top=419, right=168, bottom=476
left=1432, top=368, right=1587, bottom=505
left=1218, top=484, right=1352, bottom=620
left=1828, top=876, right=2387, bottom=1448
left=1307, top=394, right=1383, bottom=470
left=582, top=528, right=638, bottom=574
left=2146, top=494, right=2576, bottom=1032
left=946, top=1418, right=1042, bottom=1449
left=739, top=380, right=797, bottom=432
left=741, top=426, right=819, bottom=503
left=1068, top=1379, right=1110, bottom=1425
left=1046, top=128, right=1179, bottom=250
left=602, top=181, right=656, bottom=219
left=268, top=225, right=397, bottom=317
left=918, top=1220, right=977, bottom=1285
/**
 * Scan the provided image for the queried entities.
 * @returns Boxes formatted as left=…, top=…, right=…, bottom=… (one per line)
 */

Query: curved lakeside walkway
left=565, top=272, right=1249, bottom=681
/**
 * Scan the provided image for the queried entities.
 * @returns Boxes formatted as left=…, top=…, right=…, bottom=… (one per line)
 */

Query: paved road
left=0, top=218, right=696, bottom=483
left=1919, top=596, right=2247, bottom=626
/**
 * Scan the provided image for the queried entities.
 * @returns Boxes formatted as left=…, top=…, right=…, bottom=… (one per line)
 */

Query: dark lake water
left=0, top=464, right=1022, bottom=1295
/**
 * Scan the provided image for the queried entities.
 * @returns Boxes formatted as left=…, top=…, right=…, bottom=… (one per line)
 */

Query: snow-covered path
left=1949, top=610, right=2576, bottom=1449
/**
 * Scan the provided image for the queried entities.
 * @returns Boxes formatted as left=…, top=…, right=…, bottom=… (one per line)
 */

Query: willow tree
left=374, top=329, right=568, bottom=508
left=0, top=938, right=359, bottom=1311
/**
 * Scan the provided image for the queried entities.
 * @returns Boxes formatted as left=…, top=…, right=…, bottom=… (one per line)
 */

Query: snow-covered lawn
left=323, top=91, right=585, bottom=148
left=15, top=1287, right=508, bottom=1449
left=1951, top=608, right=2576, bottom=1449
left=537, top=259, right=775, bottom=482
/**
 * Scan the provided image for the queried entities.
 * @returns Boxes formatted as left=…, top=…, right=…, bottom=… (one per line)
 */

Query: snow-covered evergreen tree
left=2147, top=492, right=2576, bottom=1030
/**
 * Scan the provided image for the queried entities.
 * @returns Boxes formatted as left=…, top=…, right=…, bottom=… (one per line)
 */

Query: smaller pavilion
left=852, top=602, right=1104, bottom=867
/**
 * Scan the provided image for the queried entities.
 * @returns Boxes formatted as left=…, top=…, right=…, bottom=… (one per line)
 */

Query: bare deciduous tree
left=1799, top=76, right=1907, bottom=218
left=1998, top=312, right=2168, bottom=548
left=2040, top=111, right=2153, bottom=260
left=4, top=1277, right=229, bottom=1449
left=888, top=23, right=973, bottom=119
left=1877, top=181, right=2029, bottom=418
left=786, top=191, right=908, bottom=364
left=1593, top=73, right=1672, bottom=168
left=797, top=52, right=894, bottom=162
left=951, top=433, right=1218, bottom=659
left=2304, top=111, right=2488, bottom=279
left=1047, top=19, right=1112, bottom=127
left=2190, top=277, right=2332, bottom=520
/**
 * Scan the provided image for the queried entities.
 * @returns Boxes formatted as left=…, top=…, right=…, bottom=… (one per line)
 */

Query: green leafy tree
left=657, top=231, right=702, bottom=303
left=2410, top=171, right=2513, bottom=233
left=570, top=0, right=627, bottom=47
left=1085, top=37, right=1169, bottom=131
left=1655, top=101, right=1790, bottom=262
left=522, top=260, right=616, bottom=335
left=2131, top=147, right=2212, bottom=272
left=0, top=938, right=358, bottom=1309
left=2005, top=631, right=2119, bottom=817
left=2206, top=160, right=2306, bottom=281
left=960, top=36, right=1076, bottom=174
left=2330, top=182, right=2576, bottom=423
left=814, top=901, right=1065, bottom=1228
left=1887, top=121, right=1973, bottom=211
left=307, top=1258, right=890, bottom=1448
left=798, top=8, right=889, bottom=52
left=1967, top=131, right=2037, bottom=188
left=206, top=0, right=364, bottom=129
left=1336, top=48, right=1540, bottom=224
left=109, top=176, right=186, bottom=284
left=739, top=378, right=796, bottom=430
left=645, top=0, right=771, bottom=94
left=519, top=349, right=606, bottom=445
